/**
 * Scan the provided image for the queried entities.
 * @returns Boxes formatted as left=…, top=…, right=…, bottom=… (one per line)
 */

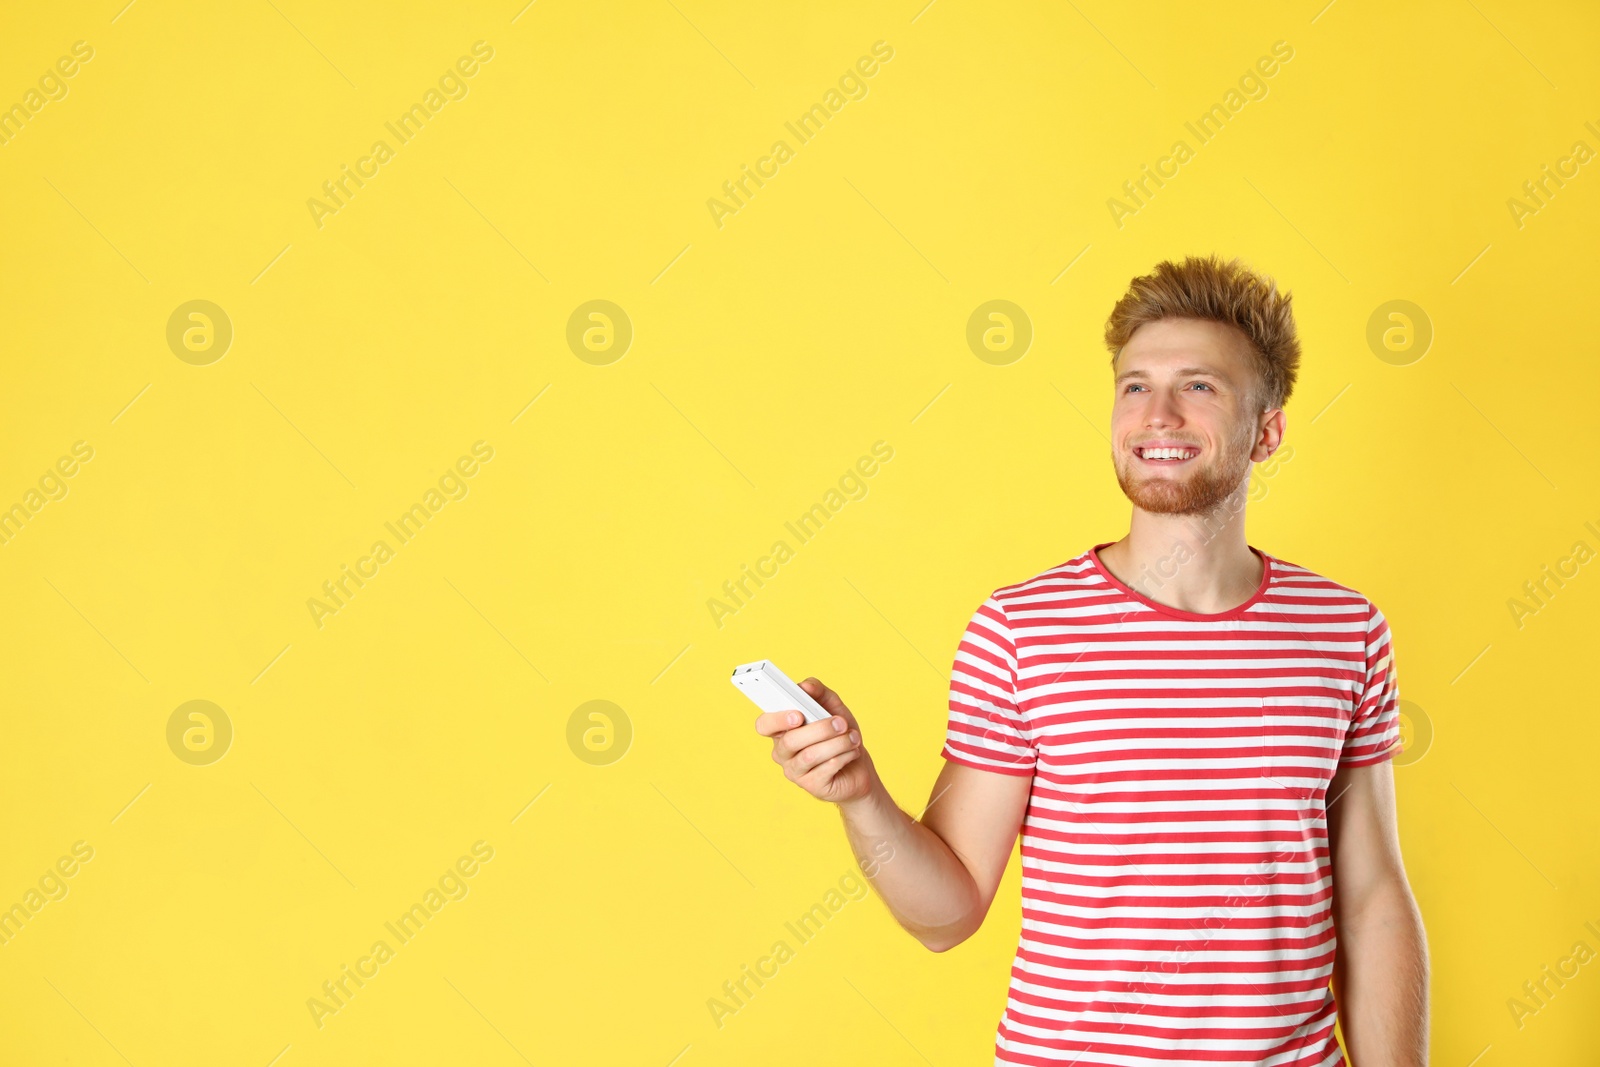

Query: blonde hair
left=1104, top=254, right=1301, bottom=412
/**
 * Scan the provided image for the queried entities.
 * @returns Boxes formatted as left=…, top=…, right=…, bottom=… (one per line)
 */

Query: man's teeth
left=1140, top=447, right=1198, bottom=460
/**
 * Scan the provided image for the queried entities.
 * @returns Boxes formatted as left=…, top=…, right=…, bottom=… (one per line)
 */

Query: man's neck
left=1098, top=503, right=1262, bottom=615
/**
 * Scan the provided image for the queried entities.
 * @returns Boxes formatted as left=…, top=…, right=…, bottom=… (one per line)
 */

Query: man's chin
left=1127, top=488, right=1208, bottom=516
left=1117, top=470, right=1236, bottom=517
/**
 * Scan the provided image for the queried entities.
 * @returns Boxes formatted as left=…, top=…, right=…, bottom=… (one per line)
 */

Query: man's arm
left=755, top=677, right=1031, bottom=953
left=1327, top=757, right=1429, bottom=1065
left=839, top=756, right=1031, bottom=952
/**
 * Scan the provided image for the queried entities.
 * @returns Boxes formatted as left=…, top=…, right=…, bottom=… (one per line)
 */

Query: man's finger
left=800, top=747, right=861, bottom=791
left=753, top=709, right=805, bottom=737
left=800, top=677, right=848, bottom=715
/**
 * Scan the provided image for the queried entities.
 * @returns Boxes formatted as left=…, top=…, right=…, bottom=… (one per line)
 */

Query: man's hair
left=1103, top=254, right=1301, bottom=413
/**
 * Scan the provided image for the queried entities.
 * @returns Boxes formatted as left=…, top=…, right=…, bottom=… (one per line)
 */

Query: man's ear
left=1255, top=407, right=1286, bottom=461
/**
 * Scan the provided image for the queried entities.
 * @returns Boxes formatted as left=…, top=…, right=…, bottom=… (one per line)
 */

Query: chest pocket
left=1259, top=695, right=1347, bottom=804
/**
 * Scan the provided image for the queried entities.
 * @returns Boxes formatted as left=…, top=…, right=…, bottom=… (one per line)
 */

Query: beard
left=1112, top=432, right=1254, bottom=517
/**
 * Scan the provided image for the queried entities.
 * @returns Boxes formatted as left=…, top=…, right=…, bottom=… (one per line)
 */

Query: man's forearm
left=1333, top=883, right=1429, bottom=1065
left=838, top=773, right=981, bottom=951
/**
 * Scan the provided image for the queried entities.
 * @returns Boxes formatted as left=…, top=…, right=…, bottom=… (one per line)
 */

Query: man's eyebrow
left=1115, top=366, right=1231, bottom=384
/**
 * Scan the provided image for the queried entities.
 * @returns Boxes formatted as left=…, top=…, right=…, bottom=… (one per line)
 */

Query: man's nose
left=1144, top=389, right=1183, bottom=426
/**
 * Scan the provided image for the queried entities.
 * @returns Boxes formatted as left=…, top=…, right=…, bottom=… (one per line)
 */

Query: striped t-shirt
left=941, top=541, right=1403, bottom=1066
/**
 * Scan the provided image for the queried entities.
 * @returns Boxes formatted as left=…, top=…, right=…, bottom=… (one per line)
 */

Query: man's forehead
left=1115, top=320, right=1251, bottom=377
left=1114, top=361, right=1234, bottom=384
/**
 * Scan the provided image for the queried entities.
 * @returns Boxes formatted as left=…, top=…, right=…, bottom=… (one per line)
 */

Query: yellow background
left=1, top=0, right=1597, bottom=1063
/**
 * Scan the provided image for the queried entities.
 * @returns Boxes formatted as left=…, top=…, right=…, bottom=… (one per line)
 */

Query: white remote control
left=731, top=660, right=831, bottom=724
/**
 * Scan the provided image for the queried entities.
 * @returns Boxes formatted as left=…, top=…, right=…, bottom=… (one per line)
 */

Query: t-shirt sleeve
left=940, top=594, right=1037, bottom=776
left=1339, top=601, right=1403, bottom=768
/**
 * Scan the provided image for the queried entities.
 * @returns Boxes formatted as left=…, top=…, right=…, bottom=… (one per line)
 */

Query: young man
left=754, top=255, right=1429, bottom=1065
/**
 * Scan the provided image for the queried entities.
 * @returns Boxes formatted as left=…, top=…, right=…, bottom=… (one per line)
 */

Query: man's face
left=1109, top=317, right=1272, bottom=517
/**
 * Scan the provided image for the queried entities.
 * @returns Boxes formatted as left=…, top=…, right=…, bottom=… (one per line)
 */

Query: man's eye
left=1190, top=382, right=1212, bottom=391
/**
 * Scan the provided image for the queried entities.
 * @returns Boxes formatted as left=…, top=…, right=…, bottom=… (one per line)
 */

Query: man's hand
left=753, top=677, right=874, bottom=804
left=750, top=675, right=1032, bottom=951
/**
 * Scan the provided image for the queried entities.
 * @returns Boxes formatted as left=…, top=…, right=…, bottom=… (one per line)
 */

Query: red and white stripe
left=942, top=542, right=1402, bottom=1066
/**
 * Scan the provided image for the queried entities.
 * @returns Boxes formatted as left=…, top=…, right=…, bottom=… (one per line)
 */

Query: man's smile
left=1133, top=442, right=1202, bottom=465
